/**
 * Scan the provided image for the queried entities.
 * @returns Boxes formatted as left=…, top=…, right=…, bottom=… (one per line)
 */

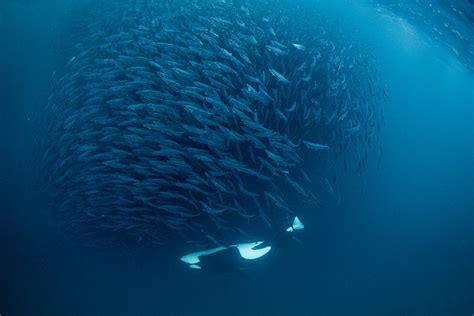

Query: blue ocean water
left=1, top=0, right=473, bottom=315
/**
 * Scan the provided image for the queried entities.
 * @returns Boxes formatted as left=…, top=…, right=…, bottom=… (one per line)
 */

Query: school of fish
left=38, top=0, right=385, bottom=248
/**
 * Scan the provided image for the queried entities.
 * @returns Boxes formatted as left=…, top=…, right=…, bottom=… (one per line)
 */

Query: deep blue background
left=1, top=0, right=473, bottom=315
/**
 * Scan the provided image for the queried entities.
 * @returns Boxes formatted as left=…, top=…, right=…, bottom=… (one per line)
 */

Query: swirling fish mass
left=38, top=0, right=385, bottom=248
